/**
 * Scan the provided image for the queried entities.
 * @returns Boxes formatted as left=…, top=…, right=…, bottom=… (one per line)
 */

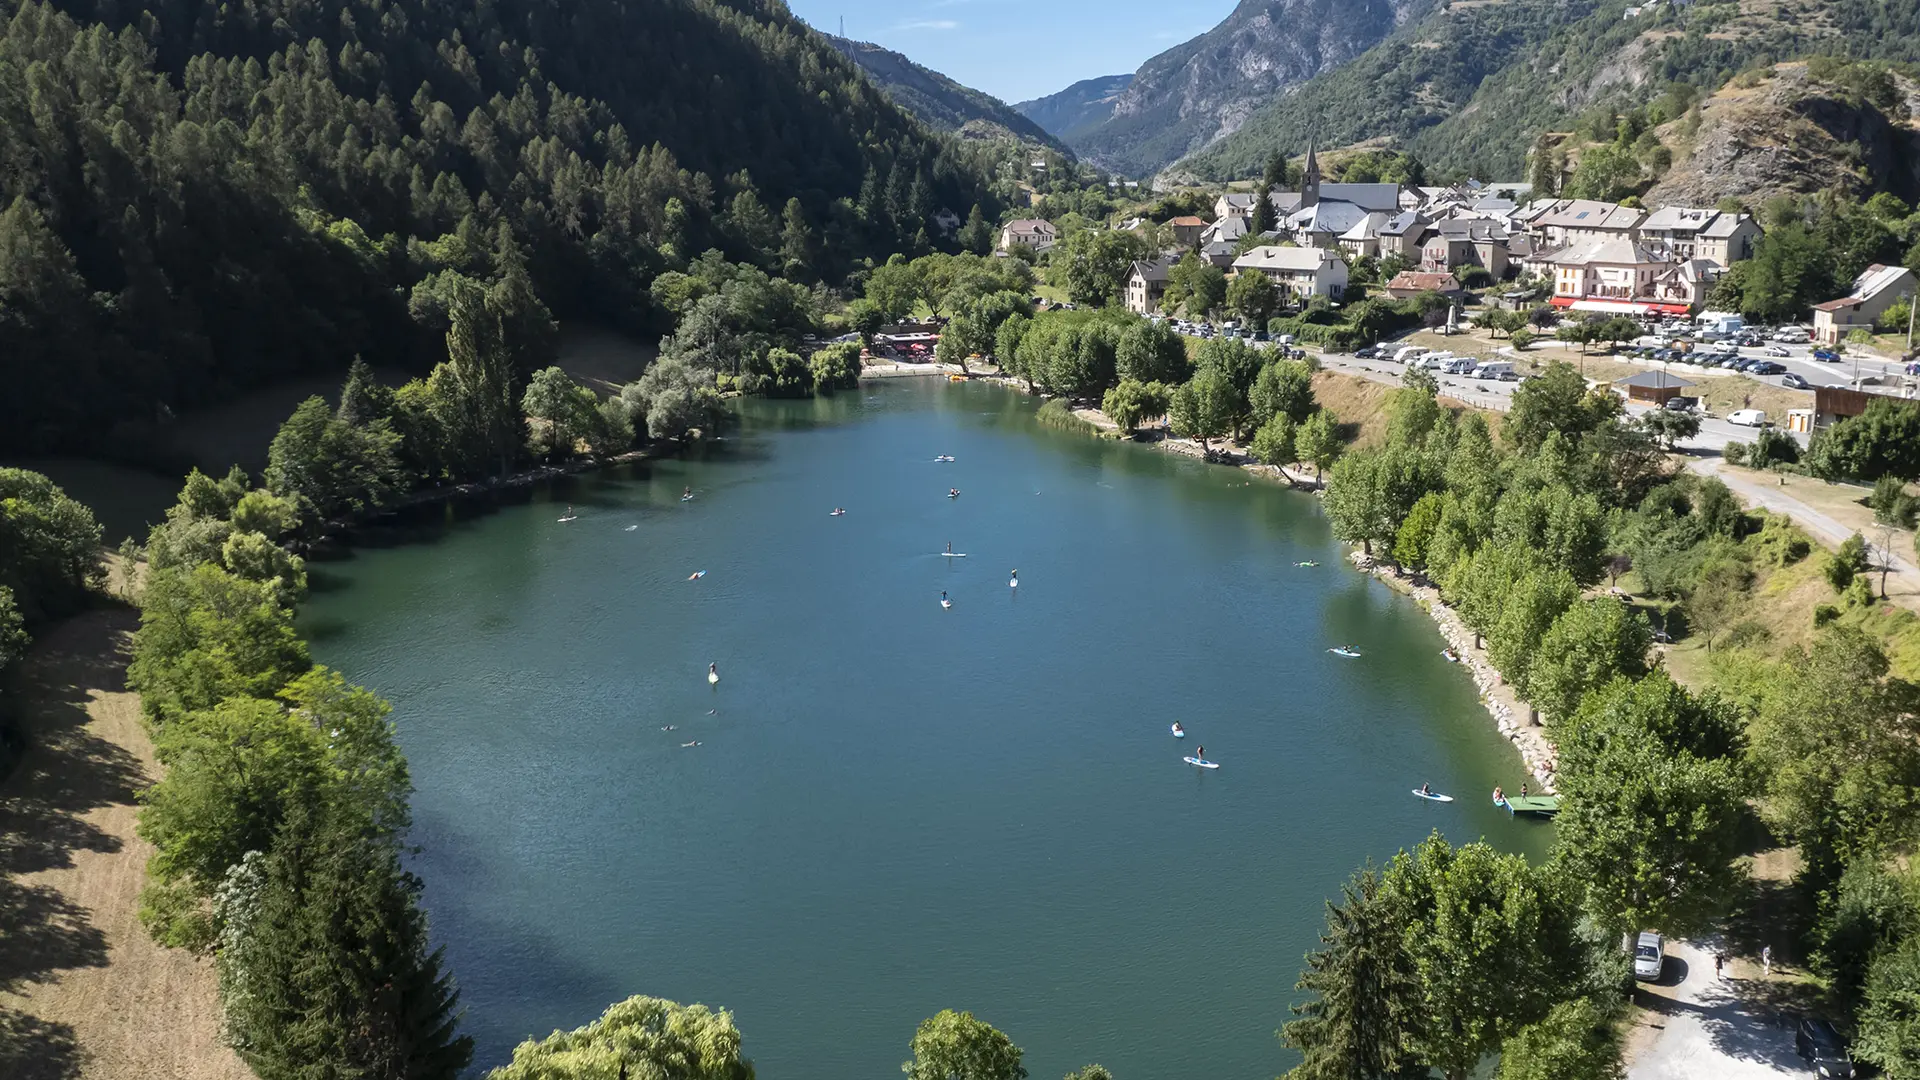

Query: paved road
left=1628, top=939, right=1808, bottom=1080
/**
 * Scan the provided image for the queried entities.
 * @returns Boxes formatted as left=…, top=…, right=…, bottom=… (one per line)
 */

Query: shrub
left=1869, top=476, right=1918, bottom=528
left=1510, top=328, right=1536, bottom=350
left=1037, top=397, right=1096, bottom=435
left=1826, top=532, right=1870, bottom=592
left=1723, top=620, right=1773, bottom=650
left=1814, top=604, right=1841, bottom=627
left=1751, top=428, right=1801, bottom=470
left=1723, top=441, right=1750, bottom=466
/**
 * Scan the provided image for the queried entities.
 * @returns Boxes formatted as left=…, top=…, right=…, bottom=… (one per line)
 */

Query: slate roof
left=1234, top=246, right=1345, bottom=273
left=1318, top=183, right=1402, bottom=213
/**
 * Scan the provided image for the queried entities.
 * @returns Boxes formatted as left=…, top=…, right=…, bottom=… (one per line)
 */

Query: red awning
left=1549, top=296, right=1576, bottom=308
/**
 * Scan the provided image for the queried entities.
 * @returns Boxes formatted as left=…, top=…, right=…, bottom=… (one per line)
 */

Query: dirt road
left=0, top=610, right=249, bottom=1080
left=1626, top=938, right=1808, bottom=1080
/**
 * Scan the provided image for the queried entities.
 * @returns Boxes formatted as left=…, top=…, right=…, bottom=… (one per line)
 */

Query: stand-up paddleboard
left=830, top=509, right=846, bottom=517
left=557, top=515, right=577, bottom=523
left=1009, top=577, right=1018, bottom=588
left=1328, top=647, right=1361, bottom=658
left=688, top=570, right=707, bottom=580
left=1184, top=756, right=1219, bottom=769
left=940, top=552, right=967, bottom=557
left=1412, top=790, right=1454, bottom=803
left=624, top=525, right=639, bottom=531
left=941, top=599, right=952, bottom=609
left=708, top=671, right=719, bottom=685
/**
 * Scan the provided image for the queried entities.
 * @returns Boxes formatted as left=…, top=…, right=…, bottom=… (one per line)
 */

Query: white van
left=1772, top=326, right=1809, bottom=343
left=1728, top=408, right=1768, bottom=427
left=1472, top=361, right=1516, bottom=380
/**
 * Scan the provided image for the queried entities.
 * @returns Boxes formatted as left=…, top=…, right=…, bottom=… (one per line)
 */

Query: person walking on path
left=1714, top=952, right=1724, bottom=979
left=1762, top=945, right=1772, bottom=976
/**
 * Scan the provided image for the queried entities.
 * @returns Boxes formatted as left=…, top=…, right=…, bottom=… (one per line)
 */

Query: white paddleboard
left=1171, top=726, right=1185, bottom=738
left=1184, top=756, right=1219, bottom=769
left=1009, top=578, right=1018, bottom=588
left=1412, top=790, right=1454, bottom=803
left=941, top=599, right=952, bottom=609
left=1329, top=648, right=1361, bottom=658
left=941, top=552, right=967, bottom=557
left=557, top=515, right=577, bottom=523
left=707, top=672, right=719, bottom=685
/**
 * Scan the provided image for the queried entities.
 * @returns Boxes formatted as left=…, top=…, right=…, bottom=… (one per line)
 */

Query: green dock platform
left=1498, top=795, right=1560, bottom=816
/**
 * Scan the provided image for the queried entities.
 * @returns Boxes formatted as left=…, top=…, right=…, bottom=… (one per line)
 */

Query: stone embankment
left=1349, top=551, right=1561, bottom=794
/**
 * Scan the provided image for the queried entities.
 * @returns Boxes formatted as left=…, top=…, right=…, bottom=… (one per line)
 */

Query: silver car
left=1634, top=932, right=1664, bottom=980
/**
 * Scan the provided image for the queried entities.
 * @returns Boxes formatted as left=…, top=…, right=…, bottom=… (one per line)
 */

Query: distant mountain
left=1058, top=0, right=1431, bottom=176
left=1015, top=74, right=1134, bottom=142
left=825, top=35, right=1068, bottom=152
left=1174, top=0, right=1920, bottom=184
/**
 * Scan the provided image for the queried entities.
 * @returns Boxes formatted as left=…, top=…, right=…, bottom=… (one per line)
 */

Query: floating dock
left=1498, top=795, right=1560, bottom=817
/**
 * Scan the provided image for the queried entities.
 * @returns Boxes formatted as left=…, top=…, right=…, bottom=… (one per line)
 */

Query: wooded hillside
left=0, top=0, right=996, bottom=456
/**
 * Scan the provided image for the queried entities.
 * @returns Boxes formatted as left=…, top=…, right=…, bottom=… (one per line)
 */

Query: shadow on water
left=404, top=808, right=629, bottom=1071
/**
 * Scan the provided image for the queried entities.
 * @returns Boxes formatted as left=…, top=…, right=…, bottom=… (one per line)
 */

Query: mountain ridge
left=823, top=34, right=1069, bottom=153
left=1015, top=74, right=1134, bottom=141
left=1053, top=0, right=1432, bottom=176
left=1173, top=0, right=1920, bottom=184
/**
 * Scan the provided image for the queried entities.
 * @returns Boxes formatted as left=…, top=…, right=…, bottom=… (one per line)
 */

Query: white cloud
left=891, top=18, right=960, bottom=30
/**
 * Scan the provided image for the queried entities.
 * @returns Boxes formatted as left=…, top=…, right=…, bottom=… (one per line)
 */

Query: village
left=971, top=148, right=1919, bottom=438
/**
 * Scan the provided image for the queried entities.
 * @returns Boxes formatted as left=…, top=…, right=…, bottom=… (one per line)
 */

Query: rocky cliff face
left=1647, top=64, right=1920, bottom=208
left=824, top=35, right=1067, bottom=152
left=1014, top=74, right=1134, bottom=142
left=1062, top=0, right=1431, bottom=176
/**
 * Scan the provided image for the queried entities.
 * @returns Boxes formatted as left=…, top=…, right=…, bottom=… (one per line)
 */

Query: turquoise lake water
left=298, top=377, right=1550, bottom=1077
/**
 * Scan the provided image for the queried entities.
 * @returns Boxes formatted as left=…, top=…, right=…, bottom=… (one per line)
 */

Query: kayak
left=1411, top=789, right=1454, bottom=803
left=688, top=570, right=707, bottom=580
left=1170, top=726, right=1186, bottom=738
left=1328, top=647, right=1362, bottom=658
left=557, top=515, right=577, bottom=523
left=940, top=599, right=952, bottom=609
left=1184, top=756, right=1219, bottom=769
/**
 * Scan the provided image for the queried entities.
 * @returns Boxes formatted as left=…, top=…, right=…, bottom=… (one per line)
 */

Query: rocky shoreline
left=1348, top=552, right=1561, bottom=794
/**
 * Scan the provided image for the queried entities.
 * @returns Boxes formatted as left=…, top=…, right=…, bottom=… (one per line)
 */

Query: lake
left=299, top=377, right=1550, bottom=1078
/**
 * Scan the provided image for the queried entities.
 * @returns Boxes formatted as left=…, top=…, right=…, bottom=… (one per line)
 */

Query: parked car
left=1749, top=361, right=1786, bottom=375
left=1665, top=396, right=1699, bottom=412
left=1813, top=349, right=1842, bottom=362
left=1355, top=345, right=1382, bottom=359
left=1633, top=932, right=1665, bottom=981
left=1783, top=372, right=1811, bottom=389
left=1496, top=370, right=1522, bottom=382
left=1774, top=326, right=1811, bottom=343
left=1764, top=345, right=1791, bottom=357
left=1652, top=348, right=1675, bottom=362
left=1728, top=408, right=1769, bottom=427
left=1794, top=1018, right=1855, bottom=1078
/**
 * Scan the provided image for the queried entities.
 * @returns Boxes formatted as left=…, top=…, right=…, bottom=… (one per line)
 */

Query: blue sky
left=787, top=0, right=1237, bottom=104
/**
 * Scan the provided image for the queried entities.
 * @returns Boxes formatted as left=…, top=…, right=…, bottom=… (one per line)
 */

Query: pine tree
left=781, top=197, right=817, bottom=278
left=960, top=204, right=993, bottom=255
left=1281, top=866, right=1419, bottom=1080
left=222, top=803, right=473, bottom=1080
left=337, top=357, right=392, bottom=426
left=1262, top=151, right=1291, bottom=194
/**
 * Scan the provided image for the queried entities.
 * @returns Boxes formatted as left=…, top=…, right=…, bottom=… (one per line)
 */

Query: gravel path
left=0, top=610, right=249, bottom=1080
left=1627, top=938, right=1807, bottom=1080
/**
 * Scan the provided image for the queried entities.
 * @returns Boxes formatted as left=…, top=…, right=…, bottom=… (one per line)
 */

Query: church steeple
left=1302, top=143, right=1322, bottom=209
